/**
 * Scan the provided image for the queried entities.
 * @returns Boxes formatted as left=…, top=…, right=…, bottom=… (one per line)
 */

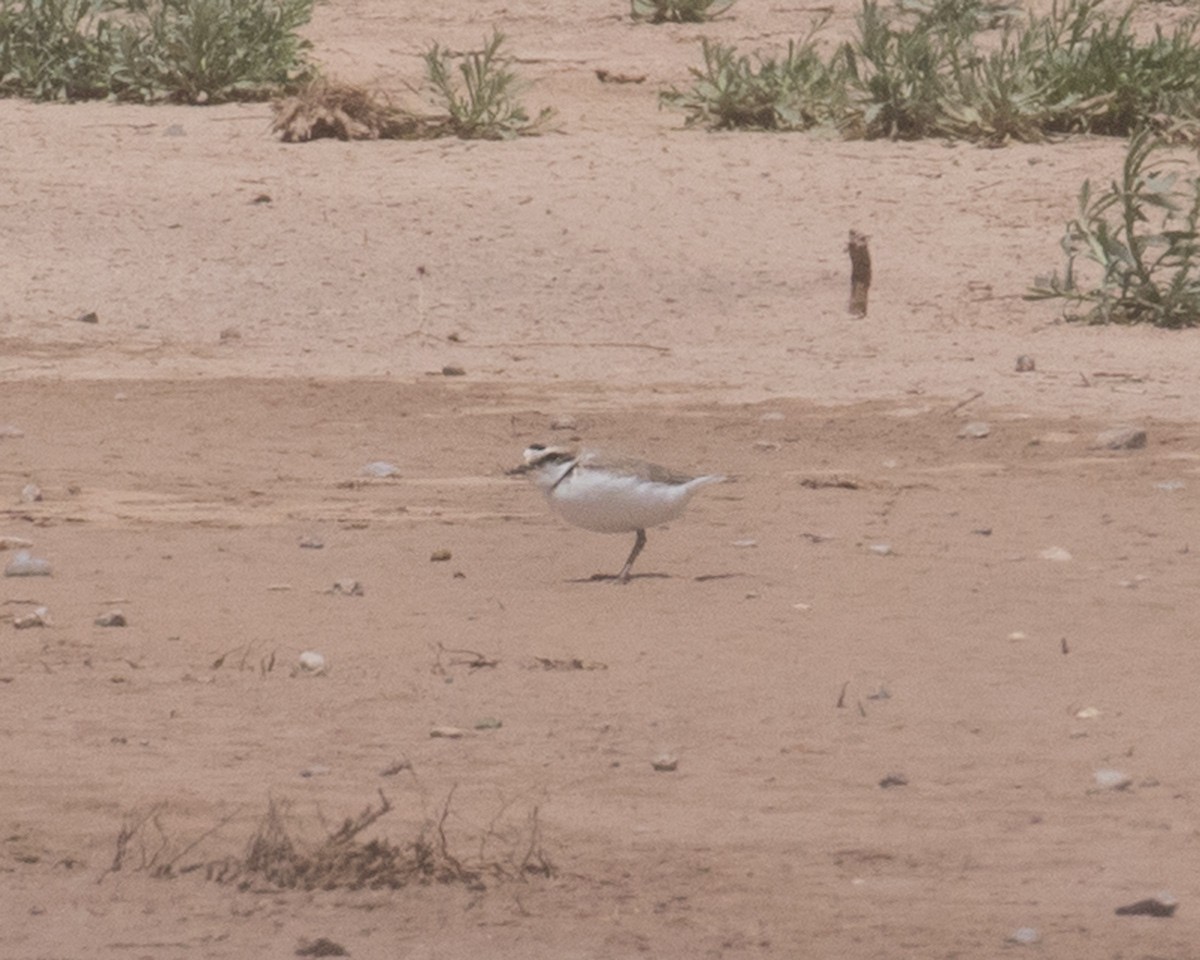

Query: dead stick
left=847, top=230, right=871, bottom=317
left=947, top=390, right=984, bottom=416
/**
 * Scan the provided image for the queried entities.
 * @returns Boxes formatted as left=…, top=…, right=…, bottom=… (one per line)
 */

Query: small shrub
left=1030, top=0, right=1200, bottom=137
left=631, top=0, right=735, bottom=23
left=0, top=0, right=315, bottom=103
left=663, top=0, right=1200, bottom=142
left=840, top=0, right=952, bottom=139
left=1028, top=130, right=1200, bottom=327
left=423, top=31, right=554, bottom=140
left=660, top=26, right=844, bottom=131
left=0, top=0, right=117, bottom=100
left=109, top=0, right=316, bottom=103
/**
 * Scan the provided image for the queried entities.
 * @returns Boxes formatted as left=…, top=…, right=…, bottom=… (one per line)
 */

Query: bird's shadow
left=566, top=571, right=741, bottom=584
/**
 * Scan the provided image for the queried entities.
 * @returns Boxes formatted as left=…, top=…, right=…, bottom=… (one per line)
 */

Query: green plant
left=109, top=0, right=316, bottom=103
left=660, top=27, right=843, bottom=131
left=1028, top=130, right=1200, bottom=327
left=938, top=26, right=1075, bottom=144
left=840, top=0, right=953, bottom=139
left=631, top=0, right=735, bottom=23
left=0, top=0, right=315, bottom=102
left=1030, top=0, right=1200, bottom=137
left=663, top=0, right=1200, bottom=143
left=0, top=0, right=117, bottom=100
left=422, top=31, right=554, bottom=140
left=896, top=0, right=1019, bottom=33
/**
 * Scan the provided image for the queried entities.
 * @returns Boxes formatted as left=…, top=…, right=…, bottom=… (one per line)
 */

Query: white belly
left=546, top=470, right=717, bottom=533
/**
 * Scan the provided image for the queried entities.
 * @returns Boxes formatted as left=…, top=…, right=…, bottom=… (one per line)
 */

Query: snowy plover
left=517, top=443, right=724, bottom=582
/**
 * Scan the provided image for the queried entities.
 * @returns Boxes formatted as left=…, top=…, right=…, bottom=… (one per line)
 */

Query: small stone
left=1095, top=426, right=1147, bottom=450
left=732, top=539, right=758, bottom=548
left=474, top=717, right=502, bottom=730
left=360, top=460, right=399, bottom=478
left=441, top=365, right=466, bottom=377
left=430, top=725, right=468, bottom=739
left=550, top=416, right=577, bottom=431
left=1093, top=768, right=1133, bottom=791
left=296, top=936, right=348, bottom=957
left=1015, top=355, right=1036, bottom=373
left=1040, top=546, right=1073, bottom=562
left=0, top=536, right=33, bottom=550
left=75, top=311, right=99, bottom=324
left=20, top=484, right=42, bottom=503
left=958, top=421, right=991, bottom=439
left=753, top=440, right=781, bottom=452
left=13, top=607, right=49, bottom=629
left=1115, top=893, right=1178, bottom=918
left=868, top=543, right=893, bottom=556
left=330, top=579, right=364, bottom=596
left=94, top=611, right=127, bottom=628
left=5, top=550, right=51, bottom=577
left=1155, top=480, right=1184, bottom=491
left=879, top=772, right=908, bottom=788
left=430, top=548, right=452, bottom=562
left=651, top=754, right=679, bottom=772
left=296, top=651, right=327, bottom=675
left=218, top=326, right=241, bottom=342
left=299, top=536, right=324, bottom=549
left=1008, top=927, right=1040, bottom=944
left=1074, top=706, right=1101, bottom=719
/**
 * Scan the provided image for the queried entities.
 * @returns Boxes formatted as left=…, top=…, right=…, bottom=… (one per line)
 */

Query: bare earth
left=3, top=1, right=1200, bottom=957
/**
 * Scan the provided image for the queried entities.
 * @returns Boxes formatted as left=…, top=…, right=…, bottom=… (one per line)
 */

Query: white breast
left=545, top=466, right=722, bottom=533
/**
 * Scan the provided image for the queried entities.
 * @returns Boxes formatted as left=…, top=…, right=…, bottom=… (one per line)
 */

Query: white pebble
left=361, top=461, right=399, bottom=478
left=13, top=607, right=49, bottom=629
left=1094, top=768, right=1133, bottom=791
left=1039, top=546, right=1072, bottom=562
left=1094, top=426, right=1146, bottom=450
left=297, top=651, right=327, bottom=674
left=868, top=543, right=893, bottom=556
left=5, top=550, right=51, bottom=577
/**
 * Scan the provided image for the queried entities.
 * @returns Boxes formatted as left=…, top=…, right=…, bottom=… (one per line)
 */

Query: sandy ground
left=3, top=0, right=1200, bottom=957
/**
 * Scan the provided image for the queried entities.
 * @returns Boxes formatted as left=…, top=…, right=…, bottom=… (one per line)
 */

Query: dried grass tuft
left=103, top=788, right=554, bottom=891
left=271, top=79, right=442, bottom=142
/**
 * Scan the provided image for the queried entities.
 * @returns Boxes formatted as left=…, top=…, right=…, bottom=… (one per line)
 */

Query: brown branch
left=847, top=230, right=872, bottom=317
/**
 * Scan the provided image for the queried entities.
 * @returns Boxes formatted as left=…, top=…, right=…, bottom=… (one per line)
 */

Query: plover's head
left=511, top=443, right=578, bottom=482
left=523, top=443, right=576, bottom=467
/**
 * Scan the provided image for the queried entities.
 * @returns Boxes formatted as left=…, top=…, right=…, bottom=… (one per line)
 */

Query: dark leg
left=617, top=528, right=647, bottom=583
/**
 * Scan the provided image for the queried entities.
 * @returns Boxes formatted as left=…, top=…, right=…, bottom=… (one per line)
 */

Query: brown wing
left=578, top=450, right=698, bottom=486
